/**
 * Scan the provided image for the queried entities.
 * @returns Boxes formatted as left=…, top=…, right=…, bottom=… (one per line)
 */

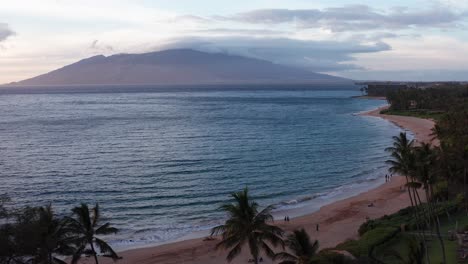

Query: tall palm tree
left=386, top=133, right=417, bottom=209
left=412, top=143, right=447, bottom=264
left=211, top=187, right=284, bottom=264
left=33, top=205, right=75, bottom=264
left=67, top=203, right=119, bottom=264
left=275, top=228, right=319, bottom=264
left=386, top=133, right=431, bottom=264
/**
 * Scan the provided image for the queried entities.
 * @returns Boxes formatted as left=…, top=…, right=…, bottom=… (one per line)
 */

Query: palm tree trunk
left=465, top=167, right=467, bottom=215
left=465, top=167, right=468, bottom=215
left=426, top=184, right=447, bottom=264
left=405, top=176, right=416, bottom=208
left=90, top=242, right=99, bottom=264
left=414, top=187, right=431, bottom=229
left=435, top=215, right=447, bottom=264
left=412, top=186, right=430, bottom=264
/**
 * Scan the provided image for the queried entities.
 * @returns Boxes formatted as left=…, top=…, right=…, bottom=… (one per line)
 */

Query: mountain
left=10, top=49, right=351, bottom=86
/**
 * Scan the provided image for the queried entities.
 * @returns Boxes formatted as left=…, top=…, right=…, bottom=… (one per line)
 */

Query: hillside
left=10, top=49, right=350, bottom=86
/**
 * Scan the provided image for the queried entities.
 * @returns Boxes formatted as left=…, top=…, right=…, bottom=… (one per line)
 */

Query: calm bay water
left=0, top=86, right=404, bottom=249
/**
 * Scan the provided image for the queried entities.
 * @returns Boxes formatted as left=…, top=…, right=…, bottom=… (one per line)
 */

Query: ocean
left=0, top=85, right=405, bottom=250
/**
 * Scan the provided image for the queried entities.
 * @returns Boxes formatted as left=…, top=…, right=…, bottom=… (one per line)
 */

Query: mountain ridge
left=9, top=49, right=352, bottom=86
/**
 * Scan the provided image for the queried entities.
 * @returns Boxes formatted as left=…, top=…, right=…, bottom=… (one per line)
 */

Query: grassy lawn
left=427, top=238, right=458, bottom=264
left=380, top=109, right=445, bottom=120
left=370, top=211, right=468, bottom=263
left=372, top=232, right=458, bottom=264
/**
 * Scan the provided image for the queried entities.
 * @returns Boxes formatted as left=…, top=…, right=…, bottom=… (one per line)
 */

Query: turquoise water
left=0, top=86, right=402, bottom=249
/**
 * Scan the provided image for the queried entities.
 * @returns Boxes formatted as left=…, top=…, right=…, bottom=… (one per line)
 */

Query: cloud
left=194, top=28, right=288, bottom=36
left=340, top=69, right=468, bottom=82
left=226, top=5, right=467, bottom=32
left=162, top=15, right=212, bottom=24
left=89, top=39, right=114, bottom=53
left=156, top=36, right=391, bottom=72
left=0, top=23, right=14, bottom=42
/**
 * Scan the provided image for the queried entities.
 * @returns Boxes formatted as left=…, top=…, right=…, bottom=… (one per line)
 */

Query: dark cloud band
left=225, top=5, right=466, bottom=32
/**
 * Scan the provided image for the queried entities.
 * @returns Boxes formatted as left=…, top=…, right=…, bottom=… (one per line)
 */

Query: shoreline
left=362, top=105, right=438, bottom=145
left=86, top=103, right=436, bottom=264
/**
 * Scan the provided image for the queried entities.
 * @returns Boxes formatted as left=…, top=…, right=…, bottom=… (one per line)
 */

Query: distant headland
left=7, top=49, right=352, bottom=86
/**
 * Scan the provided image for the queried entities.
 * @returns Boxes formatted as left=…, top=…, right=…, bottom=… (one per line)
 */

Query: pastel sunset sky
left=1, top=0, right=468, bottom=83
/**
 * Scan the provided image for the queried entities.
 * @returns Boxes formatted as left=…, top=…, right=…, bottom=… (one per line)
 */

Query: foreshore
left=86, top=104, right=436, bottom=264
left=364, top=105, right=438, bottom=146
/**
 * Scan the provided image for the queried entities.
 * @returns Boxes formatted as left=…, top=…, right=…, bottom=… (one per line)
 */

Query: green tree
left=386, top=132, right=417, bottom=209
left=275, top=228, right=318, bottom=264
left=67, top=203, right=119, bottom=264
left=390, top=237, right=425, bottom=264
left=386, top=133, right=431, bottom=264
left=0, top=194, right=9, bottom=219
left=0, top=205, right=74, bottom=264
left=412, top=143, right=447, bottom=264
left=211, top=188, right=284, bottom=264
left=32, top=205, right=75, bottom=264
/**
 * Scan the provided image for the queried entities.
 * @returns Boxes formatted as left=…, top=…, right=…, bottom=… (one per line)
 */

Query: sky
left=1, top=0, right=468, bottom=83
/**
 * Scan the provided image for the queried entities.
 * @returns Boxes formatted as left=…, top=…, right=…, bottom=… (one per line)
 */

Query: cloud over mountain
left=158, top=36, right=391, bottom=72
left=226, top=5, right=467, bottom=31
left=0, top=23, right=14, bottom=42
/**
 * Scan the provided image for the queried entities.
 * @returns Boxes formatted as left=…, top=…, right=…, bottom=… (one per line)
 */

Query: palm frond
left=95, top=237, right=119, bottom=260
left=71, top=245, right=86, bottom=264
left=226, top=243, right=242, bottom=262
left=92, top=203, right=100, bottom=228
left=95, top=223, right=118, bottom=235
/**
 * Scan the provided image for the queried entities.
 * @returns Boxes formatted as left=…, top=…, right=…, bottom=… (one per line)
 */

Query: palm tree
left=275, top=228, right=319, bottom=264
left=67, top=203, right=119, bottom=264
left=386, top=133, right=431, bottom=264
left=211, top=187, right=284, bottom=264
left=386, top=133, right=417, bottom=209
left=33, top=205, right=75, bottom=264
left=412, top=143, right=447, bottom=264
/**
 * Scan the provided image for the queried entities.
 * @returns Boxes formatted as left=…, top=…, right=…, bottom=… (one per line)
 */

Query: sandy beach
left=364, top=105, right=438, bottom=146
left=84, top=104, right=436, bottom=264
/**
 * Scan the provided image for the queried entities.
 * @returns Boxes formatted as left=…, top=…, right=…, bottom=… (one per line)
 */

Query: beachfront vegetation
left=0, top=201, right=119, bottom=264
left=384, top=84, right=468, bottom=212
left=275, top=228, right=319, bottom=264
left=343, top=83, right=467, bottom=264
left=211, top=187, right=285, bottom=264
left=68, top=203, right=119, bottom=264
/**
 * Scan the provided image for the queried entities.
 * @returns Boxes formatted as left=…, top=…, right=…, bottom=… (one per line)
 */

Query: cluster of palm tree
left=384, top=84, right=467, bottom=111
left=0, top=202, right=119, bottom=264
left=385, top=132, right=448, bottom=264
left=211, top=188, right=321, bottom=264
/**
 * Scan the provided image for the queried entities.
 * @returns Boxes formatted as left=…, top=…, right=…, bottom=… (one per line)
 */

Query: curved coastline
left=84, top=103, right=436, bottom=264
left=363, top=105, right=438, bottom=145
